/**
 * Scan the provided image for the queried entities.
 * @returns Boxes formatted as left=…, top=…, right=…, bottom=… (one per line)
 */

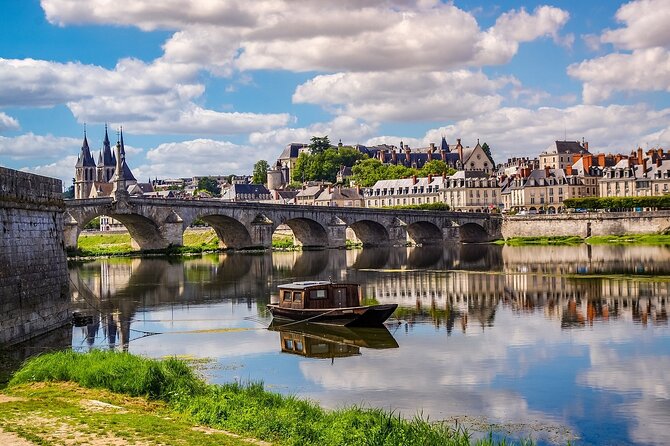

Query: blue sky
left=1, top=0, right=670, bottom=187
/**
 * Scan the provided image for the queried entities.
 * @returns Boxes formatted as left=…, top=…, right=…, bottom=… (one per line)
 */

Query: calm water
left=66, top=245, right=670, bottom=445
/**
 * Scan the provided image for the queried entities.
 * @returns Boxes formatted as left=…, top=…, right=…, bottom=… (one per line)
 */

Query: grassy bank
left=498, top=234, right=670, bottom=246
left=496, top=236, right=584, bottom=246
left=6, top=351, right=531, bottom=446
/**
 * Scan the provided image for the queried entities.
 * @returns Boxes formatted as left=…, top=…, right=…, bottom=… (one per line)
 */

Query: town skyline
left=2, top=1, right=670, bottom=186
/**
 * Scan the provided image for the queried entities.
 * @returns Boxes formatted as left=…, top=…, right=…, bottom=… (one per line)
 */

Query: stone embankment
left=0, top=167, right=69, bottom=345
left=501, top=211, right=670, bottom=239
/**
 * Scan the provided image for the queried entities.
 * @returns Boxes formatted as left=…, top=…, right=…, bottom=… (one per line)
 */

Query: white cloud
left=601, top=0, right=670, bottom=50
left=568, top=48, right=670, bottom=103
left=136, top=138, right=275, bottom=178
left=293, top=70, right=511, bottom=122
left=20, top=155, right=78, bottom=186
left=419, top=104, right=670, bottom=161
left=0, top=57, right=289, bottom=135
left=0, top=112, right=19, bottom=132
left=0, top=133, right=81, bottom=159
left=41, top=1, right=570, bottom=74
left=249, top=116, right=378, bottom=146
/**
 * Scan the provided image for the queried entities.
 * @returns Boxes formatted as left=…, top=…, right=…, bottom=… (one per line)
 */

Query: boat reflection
left=268, top=321, right=399, bottom=359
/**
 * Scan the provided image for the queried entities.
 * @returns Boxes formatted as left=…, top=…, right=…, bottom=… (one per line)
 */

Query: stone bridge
left=63, top=197, right=502, bottom=250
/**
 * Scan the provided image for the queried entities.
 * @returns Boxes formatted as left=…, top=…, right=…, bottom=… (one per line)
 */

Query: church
left=74, top=126, right=152, bottom=199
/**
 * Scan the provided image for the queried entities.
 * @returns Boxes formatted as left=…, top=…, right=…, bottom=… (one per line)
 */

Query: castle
left=74, top=126, right=147, bottom=199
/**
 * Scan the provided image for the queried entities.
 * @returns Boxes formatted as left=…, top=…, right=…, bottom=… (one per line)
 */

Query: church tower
left=97, top=124, right=116, bottom=182
left=74, top=128, right=96, bottom=199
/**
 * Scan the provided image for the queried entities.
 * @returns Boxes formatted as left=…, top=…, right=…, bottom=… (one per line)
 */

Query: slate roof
left=541, top=141, right=589, bottom=156
left=75, top=134, right=96, bottom=168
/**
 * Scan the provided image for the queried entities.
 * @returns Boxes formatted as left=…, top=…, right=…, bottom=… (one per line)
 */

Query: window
left=282, top=291, right=292, bottom=302
left=310, top=289, right=327, bottom=299
left=293, top=291, right=302, bottom=302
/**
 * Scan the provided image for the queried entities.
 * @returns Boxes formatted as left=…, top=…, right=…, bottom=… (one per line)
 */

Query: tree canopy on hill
left=292, top=146, right=367, bottom=183
left=351, top=159, right=456, bottom=187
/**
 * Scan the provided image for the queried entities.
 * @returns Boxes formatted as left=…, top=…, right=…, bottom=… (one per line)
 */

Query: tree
left=292, top=147, right=367, bottom=183
left=309, top=136, right=331, bottom=154
left=63, top=184, right=75, bottom=199
left=482, top=142, right=492, bottom=159
left=252, top=160, right=269, bottom=184
left=419, top=160, right=456, bottom=177
left=197, top=176, right=221, bottom=196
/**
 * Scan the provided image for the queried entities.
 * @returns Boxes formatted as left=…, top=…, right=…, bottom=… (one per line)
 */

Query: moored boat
left=267, top=281, right=397, bottom=327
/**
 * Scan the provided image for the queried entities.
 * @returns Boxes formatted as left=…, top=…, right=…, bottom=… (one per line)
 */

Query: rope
left=272, top=307, right=341, bottom=327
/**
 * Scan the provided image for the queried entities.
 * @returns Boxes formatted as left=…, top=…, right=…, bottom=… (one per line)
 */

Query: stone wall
left=0, top=167, right=70, bottom=345
left=501, top=211, right=670, bottom=239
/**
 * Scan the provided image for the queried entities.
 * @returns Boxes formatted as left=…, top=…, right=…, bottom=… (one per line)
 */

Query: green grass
left=586, top=234, right=670, bottom=245
left=8, top=351, right=534, bottom=446
left=271, top=235, right=295, bottom=249
left=497, top=236, right=584, bottom=246
left=72, top=229, right=221, bottom=257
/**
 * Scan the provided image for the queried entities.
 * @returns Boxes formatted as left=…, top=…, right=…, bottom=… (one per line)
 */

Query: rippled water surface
left=65, top=245, right=670, bottom=445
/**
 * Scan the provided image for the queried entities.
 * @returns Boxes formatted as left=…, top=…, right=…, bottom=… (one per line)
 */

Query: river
left=58, top=245, right=670, bottom=445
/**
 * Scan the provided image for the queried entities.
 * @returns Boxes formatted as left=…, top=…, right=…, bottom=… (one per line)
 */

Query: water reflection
left=62, top=244, right=670, bottom=445
left=268, top=321, right=399, bottom=359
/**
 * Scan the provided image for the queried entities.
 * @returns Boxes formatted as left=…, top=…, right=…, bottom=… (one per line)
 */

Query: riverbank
left=498, top=233, right=670, bottom=246
left=2, top=351, right=533, bottom=446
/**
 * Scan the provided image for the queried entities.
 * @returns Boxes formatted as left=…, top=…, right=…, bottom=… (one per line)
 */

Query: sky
left=1, top=0, right=670, bottom=188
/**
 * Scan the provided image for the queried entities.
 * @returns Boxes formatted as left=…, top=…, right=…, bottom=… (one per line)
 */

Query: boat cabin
left=277, top=281, right=362, bottom=310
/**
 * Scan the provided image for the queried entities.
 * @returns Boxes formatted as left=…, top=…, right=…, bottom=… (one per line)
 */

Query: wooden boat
left=267, top=281, right=397, bottom=327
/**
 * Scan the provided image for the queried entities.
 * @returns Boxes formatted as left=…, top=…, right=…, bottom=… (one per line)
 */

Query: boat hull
left=267, top=303, right=398, bottom=327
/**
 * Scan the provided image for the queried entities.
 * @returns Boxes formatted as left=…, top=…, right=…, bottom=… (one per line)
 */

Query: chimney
left=566, top=165, right=573, bottom=176
left=430, top=142, right=436, bottom=151
left=544, top=165, right=550, bottom=177
left=427, top=146, right=433, bottom=161
left=405, top=146, right=411, bottom=162
left=628, top=157, right=633, bottom=168
left=584, top=141, right=589, bottom=151
left=412, top=175, right=417, bottom=185
left=328, top=185, right=332, bottom=193
left=658, top=148, right=664, bottom=158
left=657, top=157, right=662, bottom=168
left=637, top=147, right=643, bottom=165
left=643, top=158, right=648, bottom=174
left=597, top=153, right=605, bottom=167
left=583, top=154, right=593, bottom=172
left=456, top=138, right=463, bottom=163
left=391, top=148, right=398, bottom=164
left=378, top=149, right=385, bottom=162
left=615, top=154, right=622, bottom=164
left=428, top=174, right=433, bottom=183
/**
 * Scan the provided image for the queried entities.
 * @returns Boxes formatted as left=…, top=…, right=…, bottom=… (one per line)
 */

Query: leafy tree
left=292, top=147, right=367, bottom=183
left=252, top=160, right=269, bottom=184
left=197, top=176, right=221, bottom=196
left=63, top=184, right=75, bottom=199
left=84, top=217, right=100, bottom=230
left=418, top=160, right=456, bottom=177
left=482, top=142, right=492, bottom=159
left=309, top=136, right=331, bottom=154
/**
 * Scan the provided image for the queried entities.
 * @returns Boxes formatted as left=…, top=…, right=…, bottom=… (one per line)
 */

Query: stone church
left=74, top=126, right=151, bottom=199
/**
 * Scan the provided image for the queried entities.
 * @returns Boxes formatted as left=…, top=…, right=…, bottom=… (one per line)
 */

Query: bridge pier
left=249, top=220, right=273, bottom=249
left=388, top=218, right=409, bottom=246
left=327, top=220, right=348, bottom=248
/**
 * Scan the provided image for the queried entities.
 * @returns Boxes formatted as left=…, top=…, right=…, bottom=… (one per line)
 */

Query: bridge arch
left=459, top=222, right=490, bottom=243
left=72, top=211, right=171, bottom=250
left=406, top=221, right=443, bottom=245
left=280, top=217, right=329, bottom=248
left=348, top=219, right=390, bottom=247
left=199, top=214, right=252, bottom=249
